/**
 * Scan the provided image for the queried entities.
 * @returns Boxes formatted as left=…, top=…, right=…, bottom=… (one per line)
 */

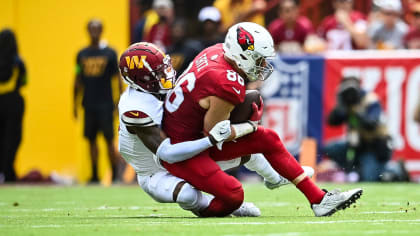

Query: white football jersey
left=118, top=87, right=165, bottom=176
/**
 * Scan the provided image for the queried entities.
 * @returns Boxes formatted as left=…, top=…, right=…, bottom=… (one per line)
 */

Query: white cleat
left=264, top=166, right=315, bottom=190
left=232, top=202, right=261, bottom=217
left=312, top=188, right=363, bottom=217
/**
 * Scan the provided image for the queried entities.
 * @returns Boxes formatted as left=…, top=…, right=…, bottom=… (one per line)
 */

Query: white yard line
left=4, top=205, right=178, bottom=213
left=1, top=220, right=420, bottom=229
left=360, top=211, right=406, bottom=214
left=258, top=202, right=291, bottom=207
left=31, top=225, right=62, bottom=228
left=182, top=219, right=420, bottom=225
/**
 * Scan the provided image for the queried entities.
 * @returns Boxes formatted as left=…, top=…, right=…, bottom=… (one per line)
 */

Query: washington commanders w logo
left=125, top=55, right=147, bottom=69
left=236, top=26, right=255, bottom=51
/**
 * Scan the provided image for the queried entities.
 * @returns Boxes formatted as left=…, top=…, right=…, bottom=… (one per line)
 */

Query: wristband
left=208, top=135, right=218, bottom=146
left=231, top=121, right=257, bottom=139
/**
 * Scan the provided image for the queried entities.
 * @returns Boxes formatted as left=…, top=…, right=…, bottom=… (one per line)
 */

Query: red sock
left=296, top=177, right=326, bottom=204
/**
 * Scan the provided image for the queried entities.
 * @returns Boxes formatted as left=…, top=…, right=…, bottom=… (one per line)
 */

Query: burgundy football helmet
left=119, top=42, right=175, bottom=94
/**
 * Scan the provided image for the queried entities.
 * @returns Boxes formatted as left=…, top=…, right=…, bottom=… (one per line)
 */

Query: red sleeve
left=404, top=28, right=417, bottom=43
left=317, top=15, right=334, bottom=38
left=201, top=69, right=245, bottom=106
left=268, top=19, right=282, bottom=45
left=350, top=11, right=366, bottom=21
left=299, top=16, right=314, bottom=34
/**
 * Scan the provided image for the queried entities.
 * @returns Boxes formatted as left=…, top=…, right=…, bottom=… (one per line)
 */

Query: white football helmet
left=223, top=22, right=275, bottom=81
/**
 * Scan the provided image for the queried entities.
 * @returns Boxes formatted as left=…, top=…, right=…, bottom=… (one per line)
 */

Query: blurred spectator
left=268, top=0, right=314, bottom=53
left=404, top=3, right=420, bottom=49
left=318, top=0, right=369, bottom=50
left=132, top=0, right=159, bottom=43
left=0, top=29, right=27, bottom=183
left=73, top=19, right=122, bottom=183
left=213, top=0, right=266, bottom=32
left=166, top=19, right=201, bottom=74
left=323, top=76, right=392, bottom=181
left=146, top=0, right=174, bottom=51
left=368, top=0, right=384, bottom=24
left=368, top=0, right=408, bottom=49
left=197, top=6, right=225, bottom=49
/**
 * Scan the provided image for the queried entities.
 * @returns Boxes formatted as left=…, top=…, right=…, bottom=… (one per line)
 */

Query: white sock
left=244, top=153, right=281, bottom=184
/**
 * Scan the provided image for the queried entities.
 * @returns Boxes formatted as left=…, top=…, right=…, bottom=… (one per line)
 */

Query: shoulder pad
left=122, top=110, right=156, bottom=127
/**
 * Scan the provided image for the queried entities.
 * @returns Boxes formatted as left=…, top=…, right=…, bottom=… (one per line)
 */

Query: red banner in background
left=323, top=51, right=420, bottom=179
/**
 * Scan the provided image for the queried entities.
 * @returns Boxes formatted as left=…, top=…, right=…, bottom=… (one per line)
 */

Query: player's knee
left=176, top=182, right=199, bottom=205
left=221, top=175, right=244, bottom=209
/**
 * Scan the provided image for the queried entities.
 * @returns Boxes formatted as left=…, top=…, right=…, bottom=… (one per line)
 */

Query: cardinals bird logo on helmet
left=236, top=26, right=255, bottom=51
left=224, top=22, right=275, bottom=81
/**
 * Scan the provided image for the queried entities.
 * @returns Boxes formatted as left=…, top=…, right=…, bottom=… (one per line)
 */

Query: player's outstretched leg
left=210, top=127, right=362, bottom=215
left=245, top=153, right=315, bottom=189
left=264, top=166, right=315, bottom=190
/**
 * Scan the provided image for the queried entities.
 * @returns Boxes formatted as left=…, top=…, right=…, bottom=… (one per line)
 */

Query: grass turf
left=1, top=183, right=419, bottom=236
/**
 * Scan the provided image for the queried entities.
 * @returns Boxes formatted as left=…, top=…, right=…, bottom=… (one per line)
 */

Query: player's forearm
left=351, top=32, right=369, bottom=49
left=156, top=137, right=213, bottom=163
left=73, top=76, right=82, bottom=100
left=230, top=121, right=257, bottom=140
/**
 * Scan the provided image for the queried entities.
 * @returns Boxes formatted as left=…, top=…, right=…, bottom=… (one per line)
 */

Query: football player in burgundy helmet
left=119, top=42, right=175, bottom=98
left=118, top=42, right=282, bottom=217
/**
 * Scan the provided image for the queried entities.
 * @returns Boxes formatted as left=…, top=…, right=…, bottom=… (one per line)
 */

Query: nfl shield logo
left=261, top=58, right=309, bottom=155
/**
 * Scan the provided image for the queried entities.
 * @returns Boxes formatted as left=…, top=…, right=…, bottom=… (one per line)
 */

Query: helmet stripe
left=147, top=43, right=166, bottom=57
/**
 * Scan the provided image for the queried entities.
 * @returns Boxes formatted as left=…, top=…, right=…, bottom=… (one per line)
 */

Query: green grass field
left=1, top=183, right=419, bottom=236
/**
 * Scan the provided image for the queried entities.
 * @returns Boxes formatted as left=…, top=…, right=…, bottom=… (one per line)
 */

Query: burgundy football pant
left=162, top=126, right=306, bottom=217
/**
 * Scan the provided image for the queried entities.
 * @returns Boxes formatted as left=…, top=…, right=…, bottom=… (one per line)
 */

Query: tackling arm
left=123, top=115, right=231, bottom=164
left=203, top=96, right=258, bottom=142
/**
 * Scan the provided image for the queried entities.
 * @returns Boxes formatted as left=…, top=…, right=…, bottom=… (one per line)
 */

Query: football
left=230, top=90, right=262, bottom=123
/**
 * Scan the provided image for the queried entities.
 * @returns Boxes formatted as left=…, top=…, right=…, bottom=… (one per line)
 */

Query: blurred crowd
left=133, top=0, right=420, bottom=57
left=128, top=0, right=420, bottom=183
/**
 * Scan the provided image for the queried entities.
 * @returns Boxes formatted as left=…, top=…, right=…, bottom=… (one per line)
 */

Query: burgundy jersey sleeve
left=317, top=15, right=335, bottom=39
left=299, top=16, right=314, bottom=34
left=200, top=69, right=246, bottom=106
left=268, top=19, right=283, bottom=45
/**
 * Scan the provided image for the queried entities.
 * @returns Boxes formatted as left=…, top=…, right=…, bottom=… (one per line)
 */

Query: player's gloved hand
left=249, top=96, right=264, bottom=126
left=208, top=120, right=231, bottom=150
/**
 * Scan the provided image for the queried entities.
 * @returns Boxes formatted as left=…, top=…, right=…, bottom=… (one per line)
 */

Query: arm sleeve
left=156, top=137, right=213, bottom=164
left=76, top=52, right=82, bottom=75
left=17, top=58, right=27, bottom=87
left=267, top=21, right=280, bottom=45
left=110, top=49, right=119, bottom=75
left=317, top=19, right=327, bottom=38
left=121, top=110, right=157, bottom=127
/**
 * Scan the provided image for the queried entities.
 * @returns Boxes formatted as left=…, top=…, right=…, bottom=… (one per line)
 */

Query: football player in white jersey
left=117, top=42, right=313, bottom=216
